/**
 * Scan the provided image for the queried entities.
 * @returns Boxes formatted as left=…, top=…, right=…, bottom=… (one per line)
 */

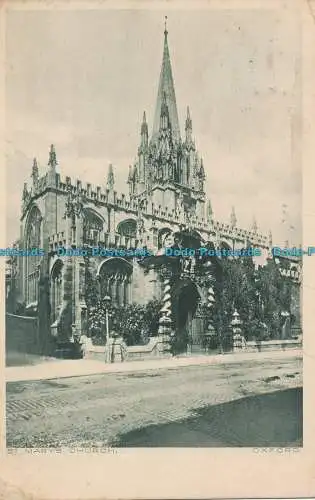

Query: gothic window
left=50, top=260, right=63, bottom=323
left=117, top=219, right=137, bottom=247
left=24, top=206, right=42, bottom=305
left=98, top=258, right=133, bottom=307
left=117, top=220, right=137, bottom=238
left=83, top=209, right=104, bottom=245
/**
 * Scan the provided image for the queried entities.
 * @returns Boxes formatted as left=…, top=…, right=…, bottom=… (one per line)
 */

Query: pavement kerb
left=5, top=349, right=303, bottom=383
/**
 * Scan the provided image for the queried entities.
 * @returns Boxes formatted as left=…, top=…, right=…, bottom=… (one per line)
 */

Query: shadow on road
left=114, top=387, right=302, bottom=447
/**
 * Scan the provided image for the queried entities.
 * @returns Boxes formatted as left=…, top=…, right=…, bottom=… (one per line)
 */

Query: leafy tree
left=87, top=297, right=162, bottom=346
left=211, top=256, right=296, bottom=345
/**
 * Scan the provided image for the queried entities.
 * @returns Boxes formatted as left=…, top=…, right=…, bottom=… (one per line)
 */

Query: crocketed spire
left=151, top=19, right=180, bottom=143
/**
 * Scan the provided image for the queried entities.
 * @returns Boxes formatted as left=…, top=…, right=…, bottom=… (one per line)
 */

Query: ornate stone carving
left=65, top=187, right=85, bottom=219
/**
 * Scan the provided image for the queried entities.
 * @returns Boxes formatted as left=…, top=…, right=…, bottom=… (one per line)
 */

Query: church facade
left=11, top=25, right=301, bottom=352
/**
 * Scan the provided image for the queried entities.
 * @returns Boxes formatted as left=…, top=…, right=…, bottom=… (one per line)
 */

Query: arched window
left=24, top=206, right=42, bottom=306
left=98, top=258, right=133, bottom=307
left=50, top=260, right=63, bottom=323
left=83, top=209, right=104, bottom=245
left=117, top=219, right=137, bottom=248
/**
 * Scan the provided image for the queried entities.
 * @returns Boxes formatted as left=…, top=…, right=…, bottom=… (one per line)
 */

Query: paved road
left=6, top=355, right=302, bottom=448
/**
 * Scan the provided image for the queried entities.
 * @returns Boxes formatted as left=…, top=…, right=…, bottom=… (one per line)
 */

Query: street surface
left=6, top=355, right=302, bottom=448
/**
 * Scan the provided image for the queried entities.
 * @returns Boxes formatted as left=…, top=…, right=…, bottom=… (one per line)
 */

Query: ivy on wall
left=84, top=255, right=298, bottom=347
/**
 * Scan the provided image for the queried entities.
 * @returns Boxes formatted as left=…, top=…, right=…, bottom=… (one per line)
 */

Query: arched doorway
left=171, top=279, right=201, bottom=354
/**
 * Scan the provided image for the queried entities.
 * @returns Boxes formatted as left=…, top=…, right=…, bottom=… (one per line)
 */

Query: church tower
left=129, top=18, right=206, bottom=221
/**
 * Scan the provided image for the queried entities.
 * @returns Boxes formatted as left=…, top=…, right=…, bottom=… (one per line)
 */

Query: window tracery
left=83, top=209, right=104, bottom=245
left=24, top=206, right=42, bottom=305
left=50, top=260, right=63, bottom=323
left=98, top=259, right=133, bottom=307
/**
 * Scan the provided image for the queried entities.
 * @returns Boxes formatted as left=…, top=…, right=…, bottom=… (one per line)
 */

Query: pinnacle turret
left=185, top=106, right=192, bottom=143
left=141, top=111, right=148, bottom=145
left=106, top=163, right=115, bottom=190
left=207, top=200, right=213, bottom=221
left=251, top=216, right=258, bottom=233
left=199, top=158, right=205, bottom=180
left=22, top=182, right=28, bottom=200
left=32, top=158, right=39, bottom=185
left=230, top=206, right=237, bottom=228
left=48, top=144, right=57, bottom=168
left=127, top=165, right=133, bottom=183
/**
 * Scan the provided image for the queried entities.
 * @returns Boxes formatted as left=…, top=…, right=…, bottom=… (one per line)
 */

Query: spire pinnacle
left=199, top=158, right=205, bottom=179
left=32, top=157, right=38, bottom=174
left=22, top=182, right=28, bottom=200
left=141, top=111, right=148, bottom=140
left=230, top=206, right=237, bottom=228
left=106, top=163, right=115, bottom=190
left=32, top=158, right=39, bottom=184
left=251, top=216, right=258, bottom=233
left=127, top=165, right=133, bottom=183
left=185, top=106, right=192, bottom=129
left=207, top=200, right=213, bottom=221
left=185, top=106, right=193, bottom=144
left=48, top=144, right=57, bottom=168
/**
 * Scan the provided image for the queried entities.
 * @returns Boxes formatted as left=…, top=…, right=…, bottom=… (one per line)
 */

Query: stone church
left=10, top=23, right=301, bottom=352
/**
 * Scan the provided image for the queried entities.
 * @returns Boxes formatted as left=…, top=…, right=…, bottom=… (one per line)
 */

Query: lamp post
left=104, top=294, right=111, bottom=363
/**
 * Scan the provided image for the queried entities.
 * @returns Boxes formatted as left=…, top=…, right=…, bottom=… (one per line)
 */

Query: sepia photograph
left=4, top=3, right=303, bottom=454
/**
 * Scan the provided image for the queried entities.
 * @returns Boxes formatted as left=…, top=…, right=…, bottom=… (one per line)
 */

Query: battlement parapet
left=48, top=232, right=66, bottom=246
left=207, top=219, right=269, bottom=247
left=24, top=173, right=269, bottom=250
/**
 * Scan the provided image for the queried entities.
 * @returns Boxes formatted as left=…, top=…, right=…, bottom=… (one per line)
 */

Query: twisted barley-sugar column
left=158, top=276, right=172, bottom=336
left=207, top=284, right=216, bottom=333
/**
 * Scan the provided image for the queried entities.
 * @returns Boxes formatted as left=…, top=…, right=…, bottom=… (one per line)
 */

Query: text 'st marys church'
left=15, top=23, right=277, bottom=347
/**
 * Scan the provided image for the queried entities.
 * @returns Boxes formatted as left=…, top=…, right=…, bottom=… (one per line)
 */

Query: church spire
left=151, top=17, right=181, bottom=143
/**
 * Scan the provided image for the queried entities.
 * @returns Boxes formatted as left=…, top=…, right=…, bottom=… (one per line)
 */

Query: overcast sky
left=5, top=7, right=302, bottom=246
